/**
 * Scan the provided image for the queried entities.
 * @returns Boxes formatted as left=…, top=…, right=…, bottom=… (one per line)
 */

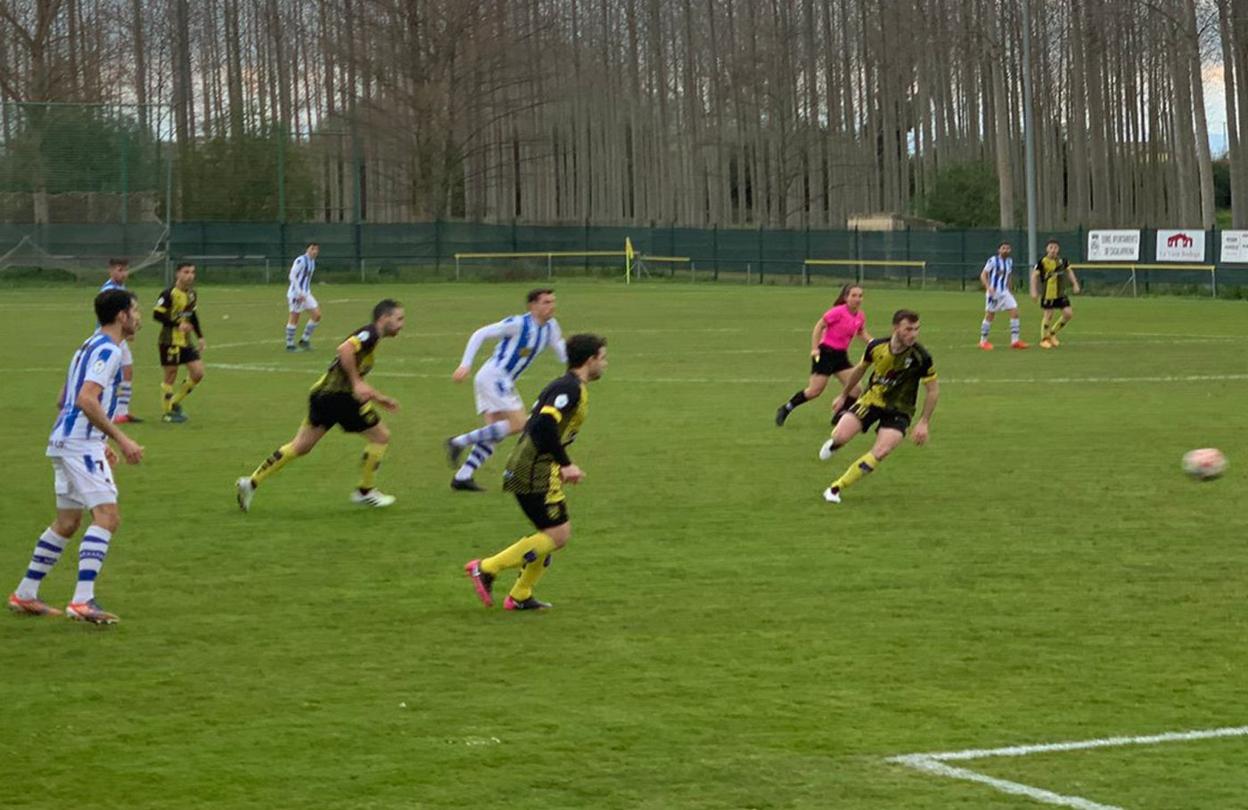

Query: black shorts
left=811, top=346, right=853, bottom=376
left=848, top=401, right=911, bottom=435
left=515, top=492, right=569, bottom=530
left=1041, top=296, right=1071, bottom=310
left=306, top=392, right=381, bottom=433
left=159, top=344, right=200, bottom=366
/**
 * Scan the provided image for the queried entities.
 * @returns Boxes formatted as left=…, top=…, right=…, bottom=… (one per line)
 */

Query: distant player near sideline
left=775, top=283, right=874, bottom=426
left=817, top=309, right=938, bottom=504
left=464, top=334, right=607, bottom=611
left=444, top=288, right=566, bottom=492
left=1031, top=238, right=1081, bottom=349
left=978, top=242, right=1029, bottom=350
left=8, top=289, right=145, bottom=624
left=99, top=258, right=143, bottom=423
left=236, top=299, right=406, bottom=512
left=153, top=262, right=205, bottom=423
left=286, top=242, right=321, bottom=351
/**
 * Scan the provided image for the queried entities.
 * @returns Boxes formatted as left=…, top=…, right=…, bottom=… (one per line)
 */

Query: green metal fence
left=2, top=220, right=1248, bottom=296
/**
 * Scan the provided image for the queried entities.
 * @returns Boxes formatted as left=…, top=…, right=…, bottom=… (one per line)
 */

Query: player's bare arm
left=810, top=319, right=827, bottom=357
left=912, top=379, right=939, bottom=446
left=1067, top=267, right=1081, bottom=294
left=832, top=361, right=870, bottom=411
left=76, top=381, right=143, bottom=464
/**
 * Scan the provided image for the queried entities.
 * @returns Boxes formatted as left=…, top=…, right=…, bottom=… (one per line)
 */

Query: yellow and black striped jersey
left=503, top=373, right=588, bottom=495
left=310, top=324, right=380, bottom=395
left=856, top=338, right=936, bottom=417
left=1036, top=257, right=1070, bottom=300
left=153, top=286, right=200, bottom=347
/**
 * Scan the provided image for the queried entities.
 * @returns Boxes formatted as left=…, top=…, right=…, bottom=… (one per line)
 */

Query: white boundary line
left=888, top=725, right=1248, bottom=809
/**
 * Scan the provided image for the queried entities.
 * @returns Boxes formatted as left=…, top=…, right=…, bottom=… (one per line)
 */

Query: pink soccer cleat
left=8, top=593, right=63, bottom=617
left=464, top=559, right=495, bottom=607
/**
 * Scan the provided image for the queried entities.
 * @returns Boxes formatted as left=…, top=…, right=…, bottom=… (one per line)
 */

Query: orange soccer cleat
left=7, top=593, right=63, bottom=617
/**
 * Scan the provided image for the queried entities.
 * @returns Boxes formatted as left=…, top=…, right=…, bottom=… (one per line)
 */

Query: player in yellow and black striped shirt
left=464, top=334, right=608, bottom=611
left=1030, top=238, right=1081, bottom=349
left=235, top=300, right=406, bottom=512
left=817, top=309, right=939, bottom=504
left=152, top=262, right=205, bottom=423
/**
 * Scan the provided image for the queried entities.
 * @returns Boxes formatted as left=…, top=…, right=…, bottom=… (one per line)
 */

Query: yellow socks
left=251, top=442, right=300, bottom=486
left=481, top=532, right=558, bottom=576
left=170, top=378, right=199, bottom=407
left=1050, top=317, right=1068, bottom=336
left=509, top=553, right=552, bottom=601
left=358, top=442, right=387, bottom=491
left=161, top=383, right=174, bottom=414
left=831, top=452, right=879, bottom=492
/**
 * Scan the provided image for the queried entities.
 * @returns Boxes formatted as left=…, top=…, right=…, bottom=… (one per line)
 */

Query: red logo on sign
left=1167, top=233, right=1193, bottom=248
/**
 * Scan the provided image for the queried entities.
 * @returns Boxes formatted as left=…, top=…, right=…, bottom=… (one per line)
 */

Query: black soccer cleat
left=504, top=595, right=552, bottom=611
left=285, top=344, right=298, bottom=352
left=444, top=438, right=465, bottom=469
left=775, top=405, right=790, bottom=427
left=297, top=340, right=313, bottom=351
left=450, top=477, right=486, bottom=493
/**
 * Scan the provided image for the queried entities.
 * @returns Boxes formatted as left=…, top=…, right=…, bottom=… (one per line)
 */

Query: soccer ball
left=1181, top=448, right=1227, bottom=480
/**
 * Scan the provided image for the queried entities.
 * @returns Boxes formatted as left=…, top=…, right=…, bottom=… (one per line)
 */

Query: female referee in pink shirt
left=775, top=284, right=873, bottom=426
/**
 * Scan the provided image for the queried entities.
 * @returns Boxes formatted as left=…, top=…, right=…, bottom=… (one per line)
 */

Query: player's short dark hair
left=95, top=289, right=137, bottom=325
left=527, top=287, right=554, bottom=303
left=998, top=241, right=1011, bottom=248
left=373, top=298, right=402, bottom=320
left=892, top=308, right=920, bottom=325
left=108, top=257, right=129, bottom=268
left=176, top=261, right=195, bottom=272
left=307, top=241, right=319, bottom=249
left=566, top=333, right=606, bottom=369
left=1045, top=238, right=1060, bottom=247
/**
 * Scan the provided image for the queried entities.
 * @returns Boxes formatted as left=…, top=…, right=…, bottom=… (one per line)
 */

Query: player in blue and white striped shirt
left=8, top=289, right=145, bottom=624
left=444, top=288, right=567, bottom=491
left=98, top=258, right=142, bottom=422
left=285, top=242, right=321, bottom=351
left=978, top=242, right=1029, bottom=350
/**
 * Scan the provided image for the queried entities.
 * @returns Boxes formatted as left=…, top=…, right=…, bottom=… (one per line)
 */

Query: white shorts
left=985, top=291, right=1019, bottom=313
left=288, top=292, right=320, bottom=314
left=473, top=369, right=525, bottom=414
left=51, top=454, right=118, bottom=510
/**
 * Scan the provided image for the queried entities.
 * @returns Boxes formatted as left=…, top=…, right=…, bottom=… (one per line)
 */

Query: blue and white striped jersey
left=982, top=255, right=1013, bottom=294
left=99, top=279, right=126, bottom=293
left=288, top=253, right=315, bottom=296
left=48, top=332, right=124, bottom=455
left=460, top=313, right=567, bottom=381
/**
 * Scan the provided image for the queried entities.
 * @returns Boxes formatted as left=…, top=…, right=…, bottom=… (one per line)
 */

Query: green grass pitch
left=1, top=281, right=1245, bottom=809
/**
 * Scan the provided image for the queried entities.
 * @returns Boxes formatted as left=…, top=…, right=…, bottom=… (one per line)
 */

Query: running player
left=8, top=289, right=144, bottom=624
left=1031, top=238, right=1081, bottom=349
left=153, top=262, right=205, bottom=423
left=286, top=242, right=321, bottom=351
left=978, top=242, right=1029, bottom=350
left=99, top=258, right=142, bottom=422
left=236, top=299, right=406, bottom=511
left=444, top=288, right=566, bottom=491
left=464, top=333, right=607, bottom=611
left=817, top=309, right=939, bottom=504
left=775, top=284, right=873, bottom=426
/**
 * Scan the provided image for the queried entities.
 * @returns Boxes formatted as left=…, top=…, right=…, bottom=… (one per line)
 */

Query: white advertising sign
left=1155, top=229, right=1206, bottom=262
left=1219, top=230, right=1248, bottom=263
left=1086, top=230, right=1141, bottom=261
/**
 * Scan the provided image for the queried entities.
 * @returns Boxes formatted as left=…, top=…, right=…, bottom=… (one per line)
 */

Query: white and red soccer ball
left=1181, top=448, right=1227, bottom=481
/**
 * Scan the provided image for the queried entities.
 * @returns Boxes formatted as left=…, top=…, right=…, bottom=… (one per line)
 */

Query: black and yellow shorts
left=849, top=401, right=911, bottom=435
left=811, top=346, right=853, bottom=376
left=514, top=491, right=569, bottom=530
left=159, top=343, right=201, bottom=367
left=1040, top=296, right=1071, bottom=310
left=306, top=392, right=381, bottom=434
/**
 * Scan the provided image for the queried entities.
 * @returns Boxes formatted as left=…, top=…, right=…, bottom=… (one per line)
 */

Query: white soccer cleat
left=351, top=489, right=396, bottom=508
left=236, top=477, right=256, bottom=512
left=822, top=487, right=842, bottom=504
left=819, top=439, right=838, bottom=461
